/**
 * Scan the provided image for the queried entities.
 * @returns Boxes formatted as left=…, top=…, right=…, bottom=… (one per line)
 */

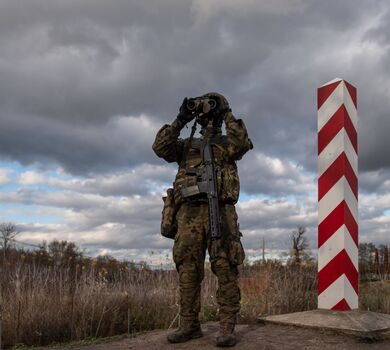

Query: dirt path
left=41, top=322, right=390, bottom=350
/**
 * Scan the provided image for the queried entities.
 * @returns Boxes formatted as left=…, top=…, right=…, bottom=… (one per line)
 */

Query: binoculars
left=186, top=97, right=217, bottom=114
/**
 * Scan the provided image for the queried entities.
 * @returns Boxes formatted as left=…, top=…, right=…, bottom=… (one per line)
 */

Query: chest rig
left=173, top=130, right=239, bottom=205
left=181, top=136, right=224, bottom=199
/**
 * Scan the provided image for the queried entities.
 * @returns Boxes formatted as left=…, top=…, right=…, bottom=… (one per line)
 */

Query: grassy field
left=1, top=254, right=389, bottom=349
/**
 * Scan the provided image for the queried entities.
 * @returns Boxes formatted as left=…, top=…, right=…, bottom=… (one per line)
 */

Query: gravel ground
left=41, top=322, right=390, bottom=350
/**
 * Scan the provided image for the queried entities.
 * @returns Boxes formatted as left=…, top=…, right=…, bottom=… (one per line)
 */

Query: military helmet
left=199, top=92, right=230, bottom=128
left=201, top=92, right=230, bottom=111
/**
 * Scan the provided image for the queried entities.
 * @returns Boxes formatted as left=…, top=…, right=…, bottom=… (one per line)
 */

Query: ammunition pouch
left=180, top=166, right=209, bottom=199
left=220, top=163, right=239, bottom=204
left=161, top=188, right=179, bottom=239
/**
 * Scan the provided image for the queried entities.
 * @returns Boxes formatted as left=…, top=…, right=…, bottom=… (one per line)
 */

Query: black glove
left=177, top=97, right=195, bottom=123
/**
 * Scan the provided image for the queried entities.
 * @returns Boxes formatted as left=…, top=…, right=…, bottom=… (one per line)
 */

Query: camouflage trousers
left=173, top=201, right=245, bottom=326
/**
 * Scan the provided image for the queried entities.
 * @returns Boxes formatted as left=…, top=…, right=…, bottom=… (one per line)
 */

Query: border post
left=317, top=78, right=358, bottom=310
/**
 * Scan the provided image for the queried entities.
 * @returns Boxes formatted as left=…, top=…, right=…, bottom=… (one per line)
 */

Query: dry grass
left=360, top=280, right=390, bottom=313
left=238, top=261, right=317, bottom=322
left=1, top=261, right=178, bottom=348
left=0, top=256, right=388, bottom=349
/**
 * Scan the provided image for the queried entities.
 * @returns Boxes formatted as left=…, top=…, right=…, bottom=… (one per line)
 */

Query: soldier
left=152, top=92, right=252, bottom=347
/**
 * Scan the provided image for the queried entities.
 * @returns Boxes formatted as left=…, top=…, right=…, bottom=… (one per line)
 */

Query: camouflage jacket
left=152, top=112, right=253, bottom=205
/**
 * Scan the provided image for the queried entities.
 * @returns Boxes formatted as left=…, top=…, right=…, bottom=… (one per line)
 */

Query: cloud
left=0, top=114, right=161, bottom=174
left=360, top=168, right=390, bottom=194
left=0, top=0, right=388, bottom=175
left=0, top=168, right=12, bottom=185
left=18, top=163, right=175, bottom=196
left=2, top=183, right=318, bottom=259
left=239, top=152, right=316, bottom=196
left=1, top=1, right=390, bottom=260
left=19, top=171, right=46, bottom=186
left=5, top=190, right=165, bottom=252
left=190, top=0, right=305, bottom=22
left=4, top=166, right=389, bottom=261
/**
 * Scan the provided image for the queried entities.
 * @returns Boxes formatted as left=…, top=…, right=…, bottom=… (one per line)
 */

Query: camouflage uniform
left=152, top=93, right=252, bottom=341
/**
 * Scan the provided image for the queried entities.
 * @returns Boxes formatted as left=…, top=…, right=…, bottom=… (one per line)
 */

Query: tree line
left=359, top=242, right=390, bottom=281
left=1, top=222, right=389, bottom=281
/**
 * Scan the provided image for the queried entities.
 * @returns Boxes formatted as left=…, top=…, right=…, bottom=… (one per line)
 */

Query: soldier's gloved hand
left=177, top=98, right=195, bottom=123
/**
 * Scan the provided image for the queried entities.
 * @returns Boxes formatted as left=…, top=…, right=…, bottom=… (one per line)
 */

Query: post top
left=320, top=77, right=343, bottom=87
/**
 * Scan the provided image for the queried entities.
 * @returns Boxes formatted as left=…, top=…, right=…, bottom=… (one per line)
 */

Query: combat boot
left=216, top=322, right=237, bottom=347
left=167, top=319, right=203, bottom=343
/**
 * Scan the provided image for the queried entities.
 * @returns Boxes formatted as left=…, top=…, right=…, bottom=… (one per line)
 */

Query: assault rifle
left=181, top=135, right=221, bottom=241
left=199, top=136, right=221, bottom=240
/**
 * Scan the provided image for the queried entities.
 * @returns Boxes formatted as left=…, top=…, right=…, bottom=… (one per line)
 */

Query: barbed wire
left=8, top=238, right=173, bottom=269
left=11, top=238, right=42, bottom=248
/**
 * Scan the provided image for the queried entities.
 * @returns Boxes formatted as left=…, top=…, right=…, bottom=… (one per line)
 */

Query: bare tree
left=48, top=239, right=82, bottom=266
left=290, top=226, right=309, bottom=264
left=0, top=222, right=19, bottom=261
left=374, top=247, right=380, bottom=276
left=262, top=236, right=266, bottom=262
left=0, top=222, right=19, bottom=250
left=384, top=246, right=389, bottom=276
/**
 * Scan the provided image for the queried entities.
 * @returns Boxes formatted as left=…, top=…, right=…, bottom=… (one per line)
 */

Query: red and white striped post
left=317, top=78, right=358, bottom=310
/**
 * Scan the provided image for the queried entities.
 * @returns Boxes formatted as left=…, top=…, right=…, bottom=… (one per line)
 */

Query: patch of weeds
left=11, top=344, right=30, bottom=350
left=200, top=305, right=219, bottom=322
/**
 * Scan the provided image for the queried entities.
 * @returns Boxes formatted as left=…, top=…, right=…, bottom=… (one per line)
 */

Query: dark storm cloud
left=0, top=0, right=389, bottom=177
left=0, top=0, right=197, bottom=123
left=0, top=113, right=160, bottom=174
left=360, top=169, right=390, bottom=194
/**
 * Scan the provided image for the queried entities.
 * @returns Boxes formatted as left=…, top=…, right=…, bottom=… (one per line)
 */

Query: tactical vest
left=173, top=135, right=240, bottom=205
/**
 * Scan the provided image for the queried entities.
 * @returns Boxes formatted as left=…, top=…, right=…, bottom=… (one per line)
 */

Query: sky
left=1, top=0, right=390, bottom=263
